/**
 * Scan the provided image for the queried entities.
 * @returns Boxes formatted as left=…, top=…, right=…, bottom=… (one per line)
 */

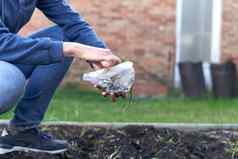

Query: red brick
left=222, top=0, right=238, bottom=59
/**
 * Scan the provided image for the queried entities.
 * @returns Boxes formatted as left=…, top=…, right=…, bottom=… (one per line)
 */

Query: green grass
left=1, top=85, right=238, bottom=123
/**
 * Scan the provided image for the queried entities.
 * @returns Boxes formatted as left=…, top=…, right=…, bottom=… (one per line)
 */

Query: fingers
left=84, top=46, right=121, bottom=68
left=101, top=54, right=121, bottom=68
left=87, top=55, right=121, bottom=69
left=101, top=61, right=112, bottom=68
left=89, top=59, right=120, bottom=70
left=101, top=59, right=120, bottom=68
left=92, top=62, right=104, bottom=70
left=79, top=43, right=121, bottom=65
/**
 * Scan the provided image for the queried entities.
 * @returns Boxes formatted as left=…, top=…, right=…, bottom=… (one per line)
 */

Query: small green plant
left=226, top=140, right=238, bottom=159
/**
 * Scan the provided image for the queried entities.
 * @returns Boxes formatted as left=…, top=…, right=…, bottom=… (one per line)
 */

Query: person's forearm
left=63, top=42, right=78, bottom=57
left=63, top=42, right=101, bottom=59
left=63, top=42, right=121, bottom=67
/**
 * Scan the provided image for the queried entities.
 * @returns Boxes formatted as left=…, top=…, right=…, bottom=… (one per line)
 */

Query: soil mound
left=1, top=125, right=238, bottom=159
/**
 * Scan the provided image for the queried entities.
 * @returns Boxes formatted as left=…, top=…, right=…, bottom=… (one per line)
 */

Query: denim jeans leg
left=10, top=24, right=106, bottom=131
left=0, top=61, right=26, bottom=114
left=10, top=26, right=73, bottom=130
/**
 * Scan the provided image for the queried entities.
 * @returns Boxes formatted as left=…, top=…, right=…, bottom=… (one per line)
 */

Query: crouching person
left=0, top=0, right=121, bottom=155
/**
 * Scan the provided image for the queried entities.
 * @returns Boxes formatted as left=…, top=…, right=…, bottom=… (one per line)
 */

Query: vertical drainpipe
left=211, top=0, right=223, bottom=63
left=174, top=0, right=183, bottom=88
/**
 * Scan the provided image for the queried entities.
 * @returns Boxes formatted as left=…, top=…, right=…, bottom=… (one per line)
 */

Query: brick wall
left=222, top=0, right=238, bottom=60
left=19, top=0, right=176, bottom=96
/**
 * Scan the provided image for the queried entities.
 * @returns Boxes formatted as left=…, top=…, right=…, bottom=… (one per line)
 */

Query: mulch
left=1, top=125, right=238, bottom=159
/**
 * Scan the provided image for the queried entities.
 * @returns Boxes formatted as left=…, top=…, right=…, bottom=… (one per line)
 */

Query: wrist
left=63, top=42, right=77, bottom=57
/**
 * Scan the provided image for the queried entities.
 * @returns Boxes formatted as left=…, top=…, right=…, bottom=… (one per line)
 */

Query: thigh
left=29, top=25, right=68, bottom=41
left=0, top=61, right=25, bottom=113
left=15, top=25, right=68, bottom=79
left=19, top=26, right=73, bottom=97
left=27, top=25, right=73, bottom=83
left=0, top=61, right=25, bottom=86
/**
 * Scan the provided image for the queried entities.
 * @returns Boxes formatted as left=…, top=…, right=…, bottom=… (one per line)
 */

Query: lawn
left=1, top=85, right=238, bottom=123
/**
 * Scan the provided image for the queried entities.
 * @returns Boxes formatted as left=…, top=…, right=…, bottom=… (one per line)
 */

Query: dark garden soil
left=1, top=125, right=238, bottom=159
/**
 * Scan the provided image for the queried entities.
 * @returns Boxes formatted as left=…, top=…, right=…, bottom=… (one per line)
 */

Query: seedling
left=227, top=140, right=238, bottom=159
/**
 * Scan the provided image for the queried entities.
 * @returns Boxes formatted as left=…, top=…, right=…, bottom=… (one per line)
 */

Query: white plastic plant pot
left=82, top=61, right=135, bottom=94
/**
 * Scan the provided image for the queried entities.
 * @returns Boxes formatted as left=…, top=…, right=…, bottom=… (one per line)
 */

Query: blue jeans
left=0, top=25, right=103, bottom=130
left=0, top=61, right=26, bottom=114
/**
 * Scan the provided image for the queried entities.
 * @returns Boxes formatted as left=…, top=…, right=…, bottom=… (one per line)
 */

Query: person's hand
left=63, top=42, right=121, bottom=68
left=63, top=42, right=124, bottom=101
left=87, top=62, right=126, bottom=102
left=88, top=61, right=108, bottom=70
left=89, top=62, right=127, bottom=102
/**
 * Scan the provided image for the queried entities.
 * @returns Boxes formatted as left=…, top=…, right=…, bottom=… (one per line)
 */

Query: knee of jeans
left=0, top=61, right=26, bottom=114
left=22, top=85, right=42, bottom=100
